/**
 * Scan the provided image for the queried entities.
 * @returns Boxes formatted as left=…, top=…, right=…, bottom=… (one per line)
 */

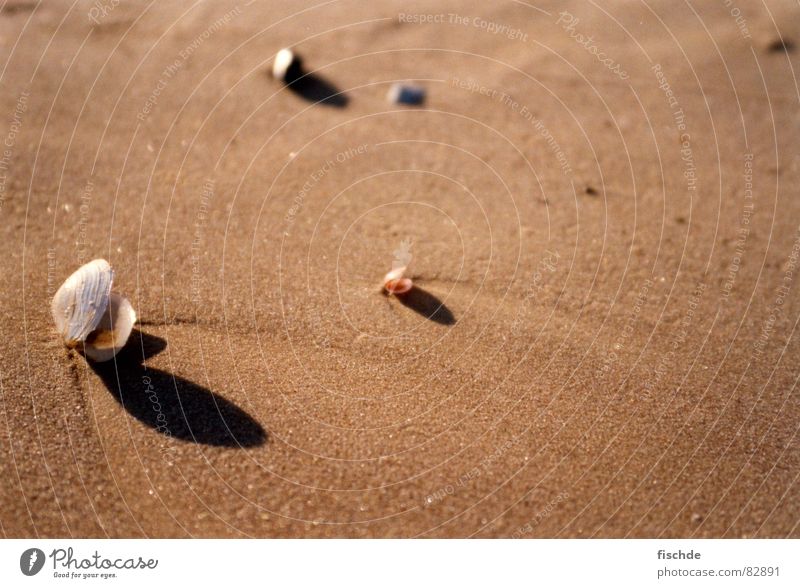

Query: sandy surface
left=1, top=0, right=799, bottom=538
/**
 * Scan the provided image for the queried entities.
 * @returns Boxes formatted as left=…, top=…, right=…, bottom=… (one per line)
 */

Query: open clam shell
left=383, top=266, right=413, bottom=295
left=83, top=293, right=137, bottom=362
left=51, top=259, right=136, bottom=362
left=51, top=258, right=114, bottom=345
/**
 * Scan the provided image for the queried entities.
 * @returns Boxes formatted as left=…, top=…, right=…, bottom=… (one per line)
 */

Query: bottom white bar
left=1, top=539, right=796, bottom=587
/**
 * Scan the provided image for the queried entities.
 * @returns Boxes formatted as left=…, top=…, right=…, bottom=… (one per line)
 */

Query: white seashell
left=51, top=259, right=113, bottom=345
left=383, top=266, right=413, bottom=295
left=83, top=292, right=136, bottom=362
left=51, top=259, right=136, bottom=362
left=272, top=48, right=301, bottom=82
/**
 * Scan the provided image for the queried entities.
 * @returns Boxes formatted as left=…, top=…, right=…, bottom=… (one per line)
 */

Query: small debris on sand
left=387, top=83, right=426, bottom=105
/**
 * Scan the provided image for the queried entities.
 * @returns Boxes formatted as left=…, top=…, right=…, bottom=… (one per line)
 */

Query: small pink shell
left=383, top=267, right=413, bottom=295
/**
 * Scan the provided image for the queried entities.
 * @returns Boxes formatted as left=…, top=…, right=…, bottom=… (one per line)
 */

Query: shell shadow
left=767, top=38, right=795, bottom=53
left=397, top=286, right=456, bottom=326
left=285, top=71, right=348, bottom=107
left=91, top=329, right=266, bottom=448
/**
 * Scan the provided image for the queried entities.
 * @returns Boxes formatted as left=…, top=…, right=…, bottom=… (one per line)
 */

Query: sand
left=1, top=0, right=798, bottom=538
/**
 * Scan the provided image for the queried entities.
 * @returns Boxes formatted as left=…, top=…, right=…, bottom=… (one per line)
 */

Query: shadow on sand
left=396, top=286, right=456, bottom=326
left=283, top=65, right=348, bottom=107
left=90, top=329, right=266, bottom=448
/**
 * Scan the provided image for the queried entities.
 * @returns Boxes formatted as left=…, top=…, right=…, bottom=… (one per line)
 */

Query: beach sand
left=1, top=0, right=798, bottom=537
